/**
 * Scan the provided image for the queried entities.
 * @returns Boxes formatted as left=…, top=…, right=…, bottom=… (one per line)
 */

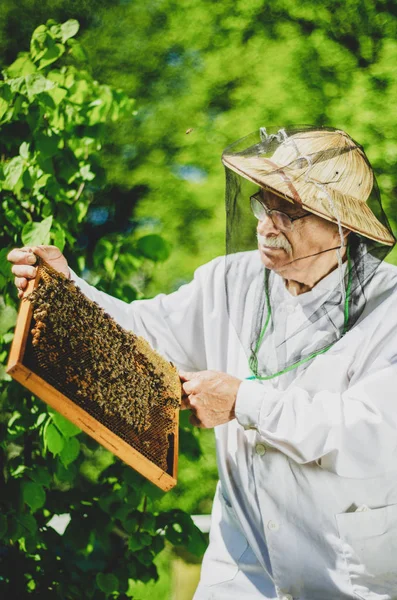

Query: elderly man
left=8, top=127, right=397, bottom=600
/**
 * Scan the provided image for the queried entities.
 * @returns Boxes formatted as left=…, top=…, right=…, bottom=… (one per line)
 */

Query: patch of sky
left=87, top=206, right=110, bottom=226
left=166, top=51, right=183, bottom=67
left=129, top=216, right=162, bottom=230
left=173, top=165, right=207, bottom=183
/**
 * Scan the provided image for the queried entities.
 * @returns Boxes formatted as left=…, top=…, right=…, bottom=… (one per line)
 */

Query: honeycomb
left=24, top=260, right=181, bottom=473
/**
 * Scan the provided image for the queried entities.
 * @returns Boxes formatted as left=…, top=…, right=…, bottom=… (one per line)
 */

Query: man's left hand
left=180, top=370, right=242, bottom=428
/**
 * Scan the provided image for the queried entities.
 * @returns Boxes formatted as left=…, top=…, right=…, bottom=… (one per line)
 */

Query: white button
left=285, top=304, right=295, bottom=314
left=267, top=520, right=279, bottom=531
left=255, top=443, right=266, bottom=456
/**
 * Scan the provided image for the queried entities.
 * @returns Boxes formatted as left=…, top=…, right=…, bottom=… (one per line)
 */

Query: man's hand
left=7, top=245, right=70, bottom=298
left=180, top=370, right=242, bottom=428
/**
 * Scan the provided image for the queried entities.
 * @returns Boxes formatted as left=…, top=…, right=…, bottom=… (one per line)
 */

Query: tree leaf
left=51, top=224, right=66, bottom=252
left=61, top=20, right=80, bottom=43
left=59, top=437, right=80, bottom=467
left=0, top=248, right=11, bottom=277
left=6, top=54, right=36, bottom=78
left=127, top=536, right=144, bottom=552
left=0, top=97, right=9, bottom=122
left=47, top=86, right=67, bottom=106
left=3, top=156, right=24, bottom=189
left=25, top=73, right=55, bottom=99
left=19, top=142, right=29, bottom=159
left=38, top=43, right=65, bottom=70
left=51, top=412, right=81, bottom=438
left=16, top=513, right=38, bottom=536
left=22, top=216, right=53, bottom=246
left=22, top=481, right=46, bottom=512
left=0, top=296, right=17, bottom=336
left=136, top=234, right=171, bottom=262
left=96, top=573, right=119, bottom=594
left=29, top=468, right=51, bottom=487
left=45, top=423, right=64, bottom=456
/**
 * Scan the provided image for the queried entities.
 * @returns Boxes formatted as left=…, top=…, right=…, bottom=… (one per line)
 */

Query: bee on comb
left=7, top=259, right=181, bottom=491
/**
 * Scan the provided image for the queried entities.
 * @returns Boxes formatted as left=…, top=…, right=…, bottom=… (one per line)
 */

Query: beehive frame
left=7, top=272, right=179, bottom=492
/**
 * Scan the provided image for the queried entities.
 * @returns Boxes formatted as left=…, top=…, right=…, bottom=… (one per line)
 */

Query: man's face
left=255, top=189, right=343, bottom=280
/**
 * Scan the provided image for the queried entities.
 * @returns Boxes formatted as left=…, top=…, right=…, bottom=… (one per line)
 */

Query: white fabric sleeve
left=68, top=262, right=215, bottom=372
left=235, top=362, right=397, bottom=478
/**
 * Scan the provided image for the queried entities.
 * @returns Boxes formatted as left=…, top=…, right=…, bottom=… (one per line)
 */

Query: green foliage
left=0, top=20, right=205, bottom=599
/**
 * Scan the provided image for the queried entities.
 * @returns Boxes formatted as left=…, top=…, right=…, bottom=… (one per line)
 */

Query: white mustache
left=256, top=232, right=292, bottom=254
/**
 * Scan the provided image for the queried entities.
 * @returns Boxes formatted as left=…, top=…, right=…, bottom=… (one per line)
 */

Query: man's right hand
left=7, top=245, right=70, bottom=299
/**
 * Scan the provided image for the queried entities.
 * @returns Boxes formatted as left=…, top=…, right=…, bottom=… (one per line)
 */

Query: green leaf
left=68, top=40, right=88, bottom=63
left=139, top=532, right=152, bottom=547
left=16, top=513, right=38, bottom=536
left=0, top=97, right=9, bottom=122
left=59, top=437, right=80, bottom=467
left=124, top=515, right=138, bottom=533
left=30, top=468, right=51, bottom=487
left=61, top=20, right=80, bottom=43
left=136, top=234, right=171, bottom=262
left=0, top=248, right=11, bottom=277
left=0, top=363, right=11, bottom=382
left=38, top=43, right=65, bottom=70
left=51, top=412, right=81, bottom=437
left=25, top=73, right=55, bottom=99
left=45, top=423, right=64, bottom=456
left=35, top=132, right=60, bottom=157
left=3, top=156, right=24, bottom=189
left=96, top=573, right=119, bottom=595
left=23, top=481, right=46, bottom=512
left=19, top=142, right=29, bottom=159
left=128, top=536, right=144, bottom=551
left=51, top=224, right=66, bottom=252
left=141, top=513, right=156, bottom=533
left=6, top=54, right=37, bottom=78
left=47, top=86, right=67, bottom=106
left=55, top=461, right=77, bottom=484
left=0, top=296, right=17, bottom=336
left=22, top=216, right=53, bottom=246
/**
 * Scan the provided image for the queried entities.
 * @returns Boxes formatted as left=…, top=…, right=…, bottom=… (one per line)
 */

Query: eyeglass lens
left=250, top=196, right=293, bottom=231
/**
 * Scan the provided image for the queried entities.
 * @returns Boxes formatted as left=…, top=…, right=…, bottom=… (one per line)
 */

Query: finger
left=182, top=380, right=197, bottom=395
left=31, top=245, right=63, bottom=260
left=179, top=370, right=195, bottom=382
left=14, top=276, right=28, bottom=290
left=11, top=265, right=37, bottom=279
left=7, top=248, right=37, bottom=265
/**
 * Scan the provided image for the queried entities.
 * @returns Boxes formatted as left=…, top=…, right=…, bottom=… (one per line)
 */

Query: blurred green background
left=1, top=1, right=397, bottom=597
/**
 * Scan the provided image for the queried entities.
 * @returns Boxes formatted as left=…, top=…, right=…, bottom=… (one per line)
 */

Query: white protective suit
left=70, top=249, right=397, bottom=600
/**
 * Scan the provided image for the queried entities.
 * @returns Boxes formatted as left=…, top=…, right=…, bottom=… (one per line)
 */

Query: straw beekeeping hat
left=222, top=128, right=395, bottom=245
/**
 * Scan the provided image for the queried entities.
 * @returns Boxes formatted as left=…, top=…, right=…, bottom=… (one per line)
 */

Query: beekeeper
left=8, top=127, right=397, bottom=600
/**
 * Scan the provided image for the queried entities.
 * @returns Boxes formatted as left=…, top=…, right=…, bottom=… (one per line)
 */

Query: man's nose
left=257, top=214, right=280, bottom=236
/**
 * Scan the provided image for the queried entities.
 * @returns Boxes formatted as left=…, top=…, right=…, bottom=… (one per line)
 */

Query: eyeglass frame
left=250, top=192, right=311, bottom=231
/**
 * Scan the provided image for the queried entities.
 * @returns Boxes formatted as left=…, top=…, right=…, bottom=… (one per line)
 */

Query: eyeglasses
left=250, top=192, right=311, bottom=232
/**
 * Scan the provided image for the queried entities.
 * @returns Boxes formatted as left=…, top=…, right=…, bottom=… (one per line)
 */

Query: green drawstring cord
left=247, top=246, right=352, bottom=381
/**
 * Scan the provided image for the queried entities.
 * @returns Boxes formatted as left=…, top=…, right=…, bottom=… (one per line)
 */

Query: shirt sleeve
left=68, top=261, right=217, bottom=372
left=235, top=359, right=397, bottom=478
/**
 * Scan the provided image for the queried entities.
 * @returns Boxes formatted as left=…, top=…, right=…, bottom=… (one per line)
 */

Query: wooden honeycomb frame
left=7, top=273, right=179, bottom=492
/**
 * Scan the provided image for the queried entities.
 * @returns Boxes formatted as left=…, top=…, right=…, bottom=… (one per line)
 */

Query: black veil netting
left=222, top=126, right=395, bottom=382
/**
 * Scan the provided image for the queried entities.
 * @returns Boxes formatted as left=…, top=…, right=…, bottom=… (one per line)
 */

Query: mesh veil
left=222, top=126, right=395, bottom=382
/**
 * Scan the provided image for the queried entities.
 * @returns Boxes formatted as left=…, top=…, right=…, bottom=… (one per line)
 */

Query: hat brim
left=222, top=154, right=395, bottom=246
